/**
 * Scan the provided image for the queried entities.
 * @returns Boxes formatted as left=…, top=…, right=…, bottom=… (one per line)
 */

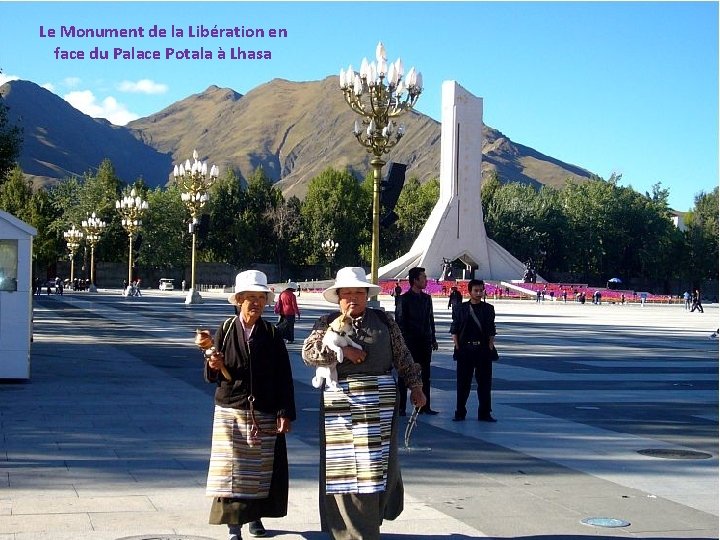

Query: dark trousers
left=691, top=302, right=704, bottom=313
left=398, top=340, right=432, bottom=413
left=455, top=348, right=493, bottom=419
left=277, top=315, right=296, bottom=342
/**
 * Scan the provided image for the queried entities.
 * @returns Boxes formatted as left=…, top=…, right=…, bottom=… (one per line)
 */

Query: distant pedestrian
left=690, top=289, right=704, bottom=313
left=275, top=282, right=300, bottom=344
left=181, top=279, right=187, bottom=292
left=683, top=291, right=691, bottom=310
left=391, top=280, right=402, bottom=306
left=448, top=286, right=463, bottom=316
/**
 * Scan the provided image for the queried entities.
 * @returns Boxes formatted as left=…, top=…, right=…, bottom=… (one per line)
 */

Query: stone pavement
left=1, top=289, right=717, bottom=540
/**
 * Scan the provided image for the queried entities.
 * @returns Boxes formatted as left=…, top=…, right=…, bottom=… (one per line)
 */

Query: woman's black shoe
left=248, top=519, right=266, bottom=537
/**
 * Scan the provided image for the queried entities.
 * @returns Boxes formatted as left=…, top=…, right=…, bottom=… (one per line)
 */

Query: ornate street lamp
left=339, top=41, right=422, bottom=293
left=63, top=225, right=83, bottom=285
left=115, top=188, right=149, bottom=290
left=321, top=238, right=339, bottom=279
left=81, top=212, right=106, bottom=292
left=174, top=149, right=219, bottom=304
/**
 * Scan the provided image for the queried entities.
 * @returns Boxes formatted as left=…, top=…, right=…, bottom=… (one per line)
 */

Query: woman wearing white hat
left=302, top=267, right=427, bottom=540
left=205, top=270, right=296, bottom=539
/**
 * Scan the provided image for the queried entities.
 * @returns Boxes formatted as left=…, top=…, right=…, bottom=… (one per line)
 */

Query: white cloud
left=0, top=73, right=20, bottom=86
left=63, top=90, right=139, bottom=126
left=63, top=77, right=82, bottom=88
left=117, top=79, right=168, bottom=95
left=41, top=82, right=55, bottom=92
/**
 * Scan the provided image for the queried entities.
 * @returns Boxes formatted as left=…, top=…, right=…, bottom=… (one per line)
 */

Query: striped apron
left=206, top=405, right=277, bottom=498
left=323, top=373, right=396, bottom=494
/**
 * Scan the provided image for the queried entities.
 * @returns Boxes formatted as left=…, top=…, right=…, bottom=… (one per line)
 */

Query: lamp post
left=81, top=212, right=106, bottom=292
left=321, top=239, right=339, bottom=279
left=339, top=41, right=422, bottom=293
left=63, top=225, right=83, bottom=285
left=115, top=188, right=149, bottom=291
left=174, top=149, right=219, bottom=305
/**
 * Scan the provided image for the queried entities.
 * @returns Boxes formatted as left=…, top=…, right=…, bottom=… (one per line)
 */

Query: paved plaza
left=1, top=289, right=717, bottom=540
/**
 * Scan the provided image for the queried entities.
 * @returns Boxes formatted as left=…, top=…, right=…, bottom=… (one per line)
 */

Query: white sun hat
left=228, top=270, right=274, bottom=305
left=323, top=267, right=381, bottom=304
left=285, top=282, right=299, bottom=290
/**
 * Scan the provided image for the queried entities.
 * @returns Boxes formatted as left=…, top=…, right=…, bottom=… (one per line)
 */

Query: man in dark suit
left=395, top=267, right=439, bottom=415
left=450, top=279, right=498, bottom=422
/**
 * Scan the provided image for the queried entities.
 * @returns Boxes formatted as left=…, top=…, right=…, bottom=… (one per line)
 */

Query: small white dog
left=312, top=312, right=363, bottom=391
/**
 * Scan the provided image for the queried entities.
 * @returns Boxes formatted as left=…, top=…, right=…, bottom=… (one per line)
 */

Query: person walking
left=302, top=266, right=426, bottom=540
left=391, top=280, right=402, bottom=306
left=683, top=290, right=691, bottom=310
left=690, top=289, right=704, bottom=313
left=204, top=270, right=296, bottom=539
left=448, top=286, right=463, bottom=318
left=395, top=266, right=439, bottom=415
left=451, top=279, right=498, bottom=422
left=274, top=282, right=300, bottom=343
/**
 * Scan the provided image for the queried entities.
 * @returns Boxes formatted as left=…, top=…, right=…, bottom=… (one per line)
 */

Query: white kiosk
left=0, top=211, right=36, bottom=379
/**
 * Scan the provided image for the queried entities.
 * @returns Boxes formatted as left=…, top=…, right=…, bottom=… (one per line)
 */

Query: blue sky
left=0, top=1, right=717, bottom=212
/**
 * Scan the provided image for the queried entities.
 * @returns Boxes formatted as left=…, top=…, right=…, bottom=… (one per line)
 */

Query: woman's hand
left=342, top=346, right=367, bottom=364
left=277, top=417, right=292, bottom=434
left=207, top=351, right=226, bottom=371
left=410, top=386, right=427, bottom=409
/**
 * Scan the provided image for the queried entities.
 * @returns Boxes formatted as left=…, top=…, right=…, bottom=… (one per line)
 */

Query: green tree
left=684, top=187, right=719, bottom=287
left=0, top=165, right=33, bottom=221
left=0, top=90, right=22, bottom=183
left=381, top=177, right=439, bottom=263
left=301, top=167, right=370, bottom=267
left=140, top=184, right=187, bottom=274
left=266, top=194, right=303, bottom=279
left=205, top=169, right=247, bottom=267
left=242, top=167, right=282, bottom=263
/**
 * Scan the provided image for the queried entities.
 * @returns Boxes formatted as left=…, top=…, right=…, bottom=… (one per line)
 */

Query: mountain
left=3, top=77, right=593, bottom=195
left=0, top=80, right=172, bottom=188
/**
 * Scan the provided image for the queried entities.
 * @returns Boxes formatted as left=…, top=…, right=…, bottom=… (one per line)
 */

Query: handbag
left=467, top=303, right=499, bottom=361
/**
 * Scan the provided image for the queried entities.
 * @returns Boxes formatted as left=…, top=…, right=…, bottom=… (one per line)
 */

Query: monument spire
left=378, top=81, right=527, bottom=281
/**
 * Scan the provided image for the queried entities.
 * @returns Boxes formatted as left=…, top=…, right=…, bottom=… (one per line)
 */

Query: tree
left=0, top=165, right=33, bottom=221
left=684, top=187, right=719, bottom=287
left=301, top=167, right=370, bottom=267
left=205, top=169, right=247, bottom=267
left=140, top=184, right=187, bottom=273
left=0, top=90, right=22, bottom=183
left=381, top=177, right=439, bottom=262
left=266, top=195, right=303, bottom=279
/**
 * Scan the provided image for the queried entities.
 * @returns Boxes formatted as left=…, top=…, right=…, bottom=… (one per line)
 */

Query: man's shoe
left=452, top=415, right=465, bottom=422
left=248, top=519, right=266, bottom=537
left=478, top=414, right=497, bottom=422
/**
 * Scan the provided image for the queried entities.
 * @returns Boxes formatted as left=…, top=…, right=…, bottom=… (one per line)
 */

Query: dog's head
left=328, top=311, right=353, bottom=335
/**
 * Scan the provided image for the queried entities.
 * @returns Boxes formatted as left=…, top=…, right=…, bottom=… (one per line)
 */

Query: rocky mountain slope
left=3, top=77, right=593, bottom=194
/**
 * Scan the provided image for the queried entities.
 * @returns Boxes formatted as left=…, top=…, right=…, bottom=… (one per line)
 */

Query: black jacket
left=395, top=290, right=436, bottom=345
left=449, top=300, right=496, bottom=346
left=205, top=316, right=296, bottom=420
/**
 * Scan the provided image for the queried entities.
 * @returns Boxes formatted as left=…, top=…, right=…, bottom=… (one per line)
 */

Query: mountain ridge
left=2, top=77, right=593, bottom=194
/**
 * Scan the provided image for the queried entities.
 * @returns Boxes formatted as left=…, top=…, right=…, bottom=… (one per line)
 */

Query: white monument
left=378, top=81, right=527, bottom=281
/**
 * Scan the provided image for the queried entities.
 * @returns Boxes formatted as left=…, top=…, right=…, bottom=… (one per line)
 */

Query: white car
left=159, top=278, right=175, bottom=291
